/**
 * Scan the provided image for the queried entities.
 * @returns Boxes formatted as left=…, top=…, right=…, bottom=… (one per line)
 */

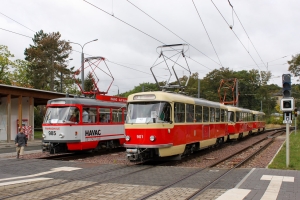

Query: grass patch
left=34, top=130, right=43, bottom=140
left=268, top=130, right=300, bottom=170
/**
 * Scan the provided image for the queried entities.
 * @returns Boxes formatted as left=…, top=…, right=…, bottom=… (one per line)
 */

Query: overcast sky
left=1, top=0, right=299, bottom=95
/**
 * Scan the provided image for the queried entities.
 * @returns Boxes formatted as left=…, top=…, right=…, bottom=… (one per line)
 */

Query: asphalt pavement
left=0, top=139, right=42, bottom=156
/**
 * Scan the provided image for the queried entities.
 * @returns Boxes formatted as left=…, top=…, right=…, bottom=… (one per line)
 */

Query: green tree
left=0, top=45, right=14, bottom=84
left=9, top=59, right=32, bottom=87
left=288, top=54, right=300, bottom=76
left=122, top=82, right=159, bottom=97
left=24, top=30, right=73, bottom=91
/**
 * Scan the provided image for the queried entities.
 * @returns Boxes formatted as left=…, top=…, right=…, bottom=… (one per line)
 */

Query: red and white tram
left=42, top=95, right=127, bottom=154
left=124, top=91, right=229, bottom=161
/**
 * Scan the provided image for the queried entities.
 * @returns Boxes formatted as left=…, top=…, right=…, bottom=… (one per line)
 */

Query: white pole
left=286, top=122, right=290, bottom=167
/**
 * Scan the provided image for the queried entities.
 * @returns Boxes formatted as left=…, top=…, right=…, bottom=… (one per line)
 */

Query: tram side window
left=161, top=103, right=171, bottom=122
left=236, top=112, right=240, bottom=122
left=195, top=105, right=202, bottom=122
left=82, top=107, right=90, bottom=123
left=244, top=113, right=248, bottom=121
left=186, top=104, right=194, bottom=122
left=228, top=111, right=234, bottom=122
left=174, top=102, right=185, bottom=123
left=203, top=106, right=209, bottom=122
left=242, top=113, right=246, bottom=121
left=220, top=109, right=225, bottom=122
left=67, top=107, right=79, bottom=123
left=89, top=108, right=97, bottom=123
left=82, top=107, right=97, bottom=123
left=210, top=107, right=215, bottom=122
left=112, top=108, right=122, bottom=123
left=99, top=108, right=110, bottom=123
left=215, top=108, right=220, bottom=122
left=249, top=113, right=253, bottom=122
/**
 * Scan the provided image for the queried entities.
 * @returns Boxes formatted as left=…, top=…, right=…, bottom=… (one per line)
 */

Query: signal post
left=280, top=74, right=294, bottom=167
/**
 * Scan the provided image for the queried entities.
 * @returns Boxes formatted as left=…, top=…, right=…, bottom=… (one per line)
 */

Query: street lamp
left=68, top=39, right=98, bottom=91
left=114, top=85, right=119, bottom=96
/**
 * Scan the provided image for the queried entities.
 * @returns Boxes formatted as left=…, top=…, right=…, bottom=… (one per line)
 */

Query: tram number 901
left=137, top=135, right=143, bottom=139
left=48, top=131, right=56, bottom=135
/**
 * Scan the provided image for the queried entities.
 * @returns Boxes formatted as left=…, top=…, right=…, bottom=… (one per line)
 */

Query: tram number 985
left=137, top=135, right=143, bottom=139
left=48, top=131, right=56, bottom=135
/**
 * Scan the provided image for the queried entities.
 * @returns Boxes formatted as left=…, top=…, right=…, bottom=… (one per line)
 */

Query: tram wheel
left=238, top=133, right=243, bottom=140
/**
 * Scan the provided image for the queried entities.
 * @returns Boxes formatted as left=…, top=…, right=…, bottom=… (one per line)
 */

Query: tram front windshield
left=43, top=106, right=79, bottom=124
left=126, top=101, right=171, bottom=124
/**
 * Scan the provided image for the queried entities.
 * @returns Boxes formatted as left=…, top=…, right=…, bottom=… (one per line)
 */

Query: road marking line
left=235, top=168, right=256, bottom=188
left=0, top=167, right=81, bottom=182
left=260, top=175, right=294, bottom=200
left=0, top=177, right=52, bottom=186
left=216, top=188, right=251, bottom=200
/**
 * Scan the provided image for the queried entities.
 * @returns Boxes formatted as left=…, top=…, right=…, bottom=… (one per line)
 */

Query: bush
left=268, top=116, right=283, bottom=125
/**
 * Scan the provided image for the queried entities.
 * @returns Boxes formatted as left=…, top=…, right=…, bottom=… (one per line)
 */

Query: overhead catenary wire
left=231, top=4, right=268, bottom=71
left=0, top=27, right=32, bottom=39
left=192, top=0, right=223, bottom=67
left=210, top=0, right=262, bottom=83
left=0, top=27, right=163, bottom=81
left=126, top=0, right=220, bottom=68
left=83, top=0, right=212, bottom=71
left=0, top=11, right=36, bottom=33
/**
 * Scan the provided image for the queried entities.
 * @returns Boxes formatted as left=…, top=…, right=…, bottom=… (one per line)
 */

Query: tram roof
left=47, top=97, right=126, bottom=108
left=127, top=91, right=227, bottom=109
left=226, top=105, right=252, bottom=113
left=251, top=110, right=265, bottom=115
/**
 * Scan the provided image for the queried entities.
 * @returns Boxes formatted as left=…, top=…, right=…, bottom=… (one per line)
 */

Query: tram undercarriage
left=126, top=142, right=201, bottom=162
left=42, top=142, right=68, bottom=154
left=42, top=139, right=122, bottom=154
left=126, top=148, right=159, bottom=161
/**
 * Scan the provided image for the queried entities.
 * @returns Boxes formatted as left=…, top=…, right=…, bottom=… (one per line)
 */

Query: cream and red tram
left=124, top=91, right=229, bottom=161
left=227, top=106, right=256, bottom=139
left=42, top=95, right=127, bottom=154
left=251, top=110, right=266, bottom=133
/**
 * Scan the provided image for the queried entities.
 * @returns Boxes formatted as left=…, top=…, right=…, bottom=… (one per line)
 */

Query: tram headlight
left=125, top=135, right=130, bottom=141
left=150, top=135, right=156, bottom=142
left=42, top=134, right=46, bottom=138
left=59, top=133, right=65, bottom=138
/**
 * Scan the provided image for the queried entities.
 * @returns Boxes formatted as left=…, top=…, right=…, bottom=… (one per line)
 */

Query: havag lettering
left=85, top=130, right=101, bottom=136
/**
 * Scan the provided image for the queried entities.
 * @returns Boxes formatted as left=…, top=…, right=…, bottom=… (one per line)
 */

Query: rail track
left=0, top=128, right=289, bottom=199
left=136, top=128, right=287, bottom=200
